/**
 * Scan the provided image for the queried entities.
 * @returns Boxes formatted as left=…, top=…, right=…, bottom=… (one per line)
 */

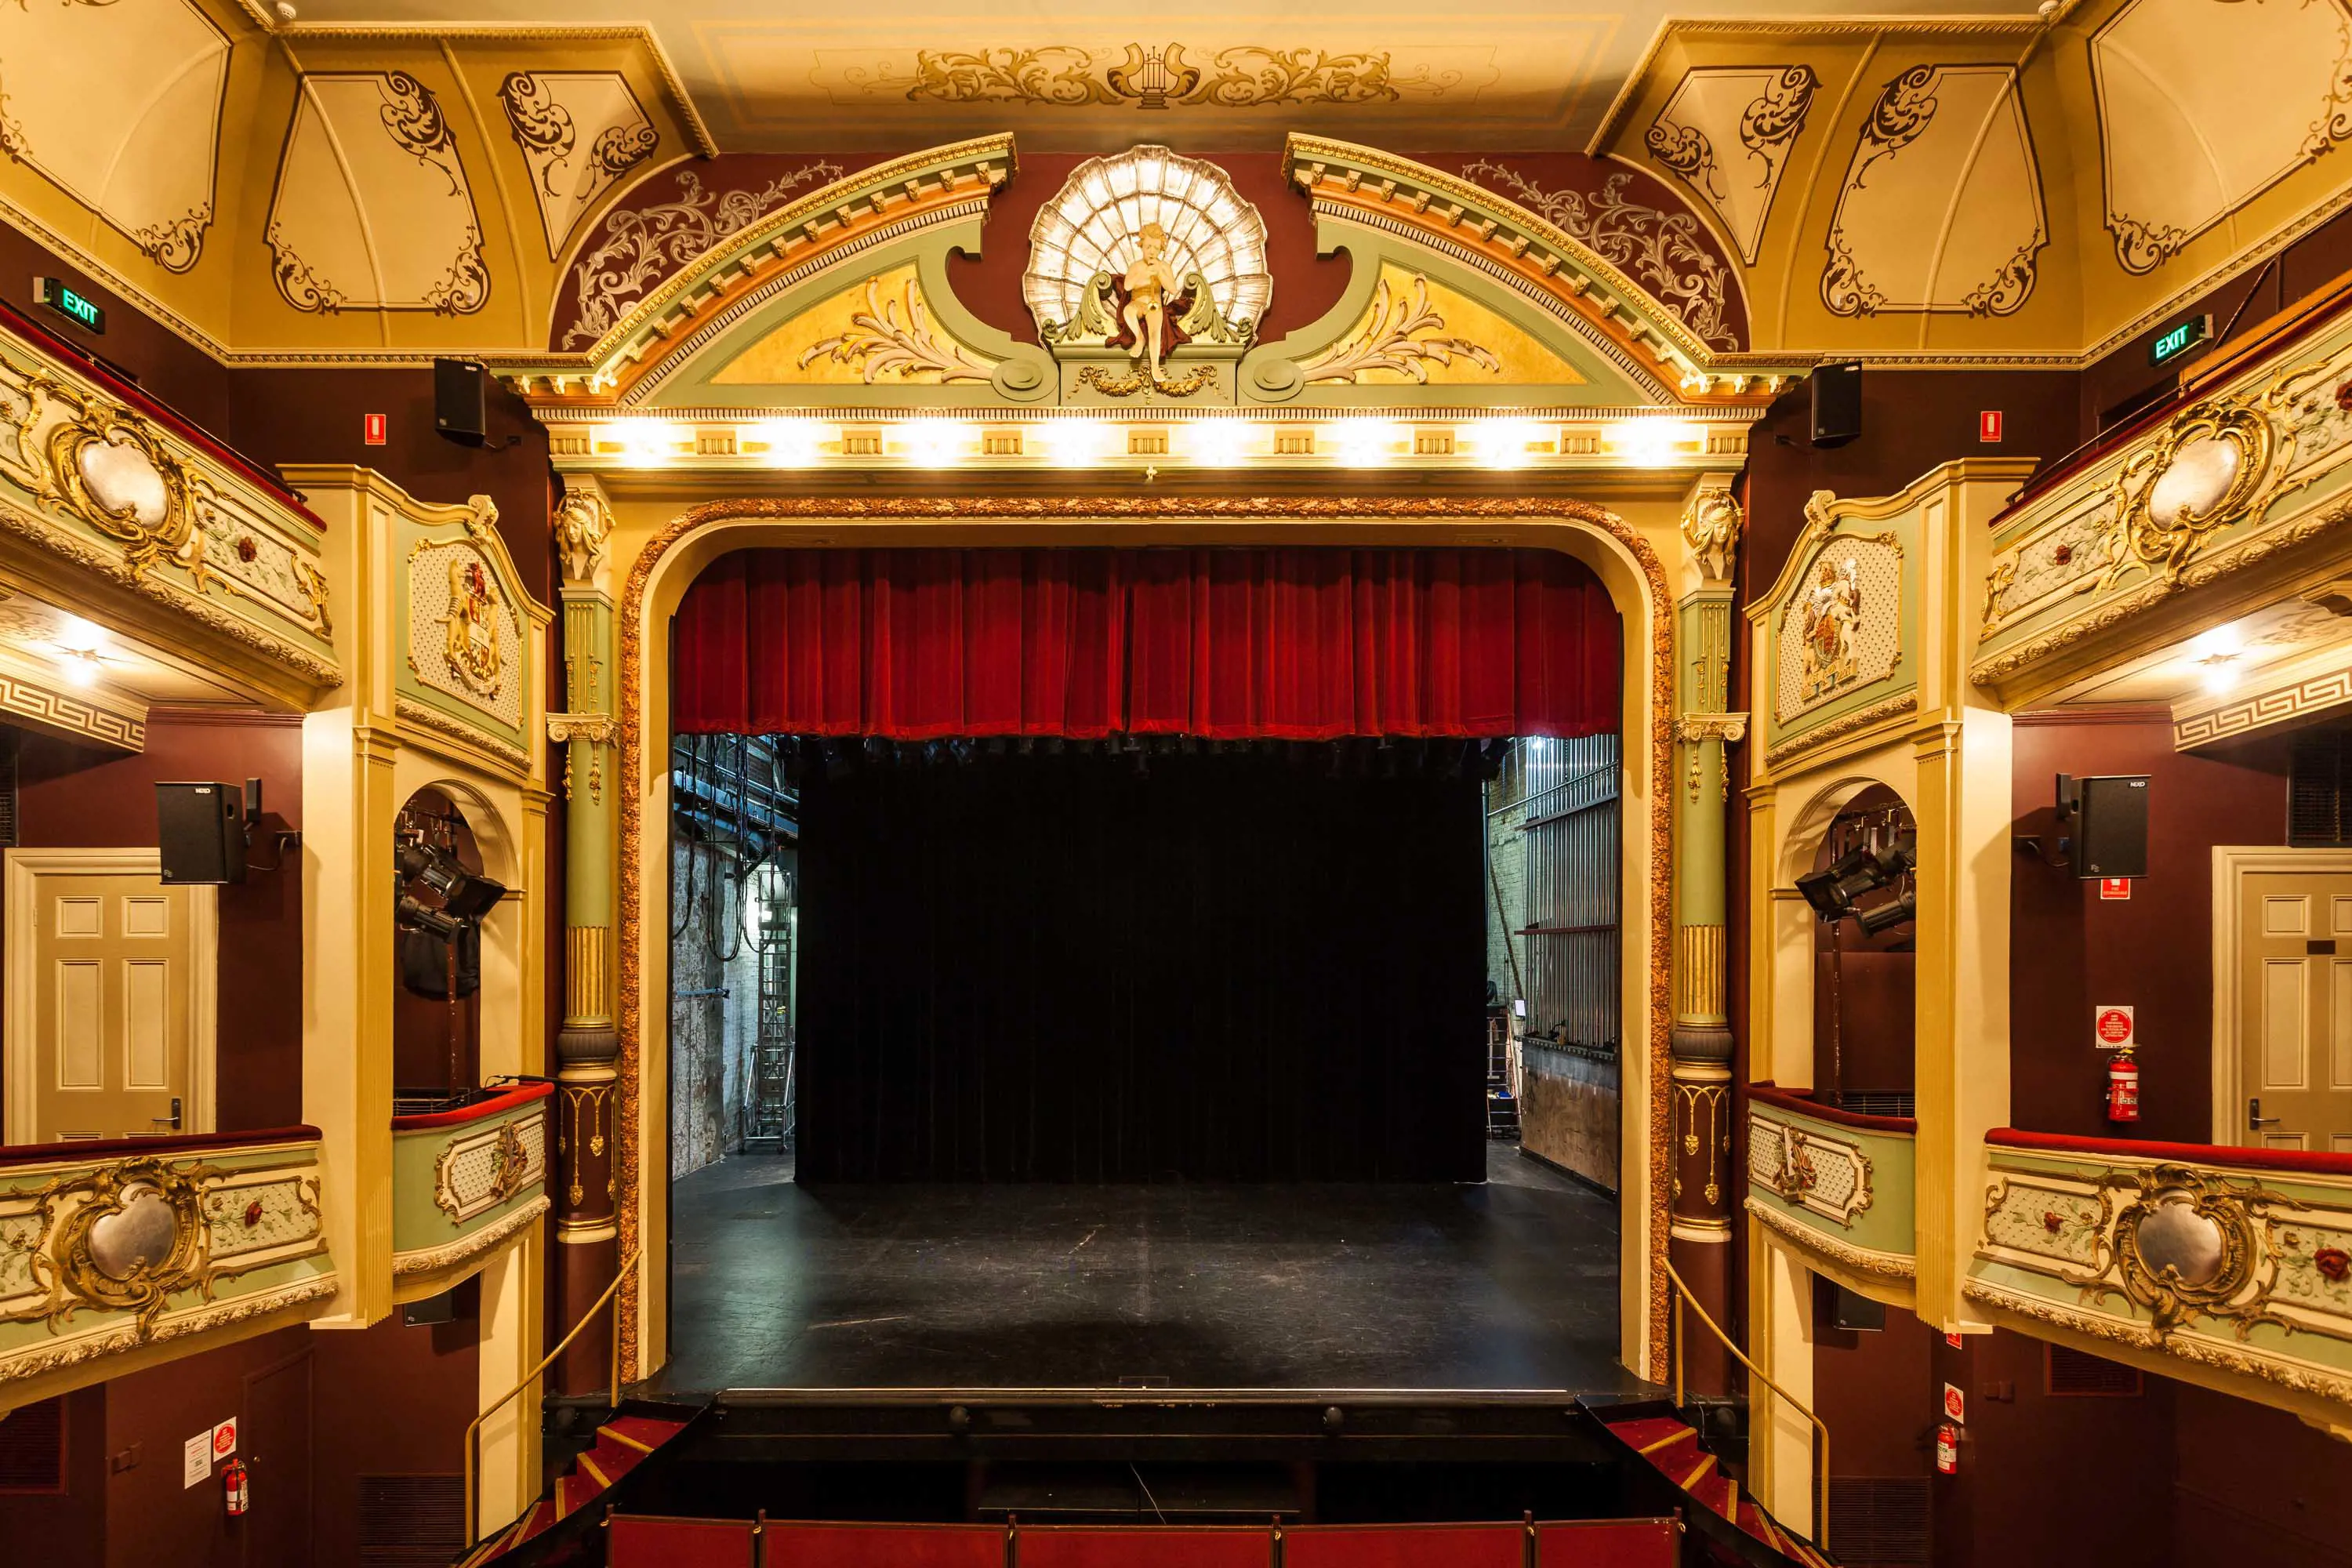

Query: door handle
left=2249, top=1097, right=2283, bottom=1131
left=151, top=1097, right=182, bottom=1132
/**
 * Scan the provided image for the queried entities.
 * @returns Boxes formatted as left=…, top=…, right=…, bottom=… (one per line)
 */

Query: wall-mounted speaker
left=156, top=782, right=245, bottom=884
left=433, top=356, right=486, bottom=446
left=1811, top=360, right=1863, bottom=448
left=2056, top=772, right=2150, bottom=880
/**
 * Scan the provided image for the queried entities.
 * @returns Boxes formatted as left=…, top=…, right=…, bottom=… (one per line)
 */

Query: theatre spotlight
left=1794, top=834, right=1915, bottom=923
left=1853, top=891, right=1918, bottom=938
left=394, top=840, right=507, bottom=925
left=395, top=893, right=463, bottom=941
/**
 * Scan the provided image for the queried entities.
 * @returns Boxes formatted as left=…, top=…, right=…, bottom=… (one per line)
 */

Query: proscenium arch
left=608, top=497, right=1680, bottom=1386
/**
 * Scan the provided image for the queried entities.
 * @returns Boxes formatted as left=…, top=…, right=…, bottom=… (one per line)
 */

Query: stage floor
left=657, top=1142, right=1638, bottom=1397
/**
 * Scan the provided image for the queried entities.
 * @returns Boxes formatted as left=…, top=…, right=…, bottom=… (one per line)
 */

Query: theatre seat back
left=1013, top=1523, right=1276, bottom=1568
left=764, top=1520, right=1007, bottom=1567
left=608, top=1514, right=757, bottom=1568
left=1283, top=1521, right=1526, bottom=1568
left=1533, top=1518, right=1681, bottom=1566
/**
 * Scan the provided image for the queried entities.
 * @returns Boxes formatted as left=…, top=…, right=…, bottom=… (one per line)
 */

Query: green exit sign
left=33, top=277, right=104, bottom=334
left=2151, top=314, right=2211, bottom=366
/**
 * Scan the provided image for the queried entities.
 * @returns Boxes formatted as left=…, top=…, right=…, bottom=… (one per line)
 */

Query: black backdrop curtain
left=796, top=746, right=1487, bottom=1183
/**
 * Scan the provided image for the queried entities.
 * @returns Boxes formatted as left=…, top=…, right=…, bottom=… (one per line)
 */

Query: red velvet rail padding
left=761, top=1521, right=1007, bottom=1568
left=1013, top=1524, right=1276, bottom=1568
left=1531, top=1519, right=1680, bottom=1567
left=673, top=547, right=1620, bottom=740
left=606, top=1514, right=755, bottom=1568
left=1283, top=1521, right=1526, bottom=1568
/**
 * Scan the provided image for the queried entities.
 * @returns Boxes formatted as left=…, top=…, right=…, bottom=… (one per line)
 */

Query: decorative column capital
left=1680, top=474, right=1743, bottom=585
left=1675, top=712, right=1749, bottom=746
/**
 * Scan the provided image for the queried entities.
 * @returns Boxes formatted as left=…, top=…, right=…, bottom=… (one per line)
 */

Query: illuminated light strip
left=568, top=413, right=1738, bottom=471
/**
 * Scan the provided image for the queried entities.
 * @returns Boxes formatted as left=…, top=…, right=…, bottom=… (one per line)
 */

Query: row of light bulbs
left=596, top=416, right=1720, bottom=470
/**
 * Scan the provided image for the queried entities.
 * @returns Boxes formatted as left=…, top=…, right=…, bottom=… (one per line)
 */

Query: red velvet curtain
left=673, top=547, right=1618, bottom=739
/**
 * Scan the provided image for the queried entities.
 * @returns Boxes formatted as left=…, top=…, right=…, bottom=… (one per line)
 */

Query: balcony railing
left=0, top=1127, right=334, bottom=1403
left=1967, top=1130, right=2352, bottom=1422
left=1744, top=1083, right=1918, bottom=1289
left=391, top=1082, right=552, bottom=1300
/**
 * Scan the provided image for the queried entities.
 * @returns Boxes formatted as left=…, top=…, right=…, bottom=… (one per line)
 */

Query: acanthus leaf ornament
left=799, top=276, right=997, bottom=385
left=1295, top=273, right=1499, bottom=385
left=27, top=374, right=205, bottom=583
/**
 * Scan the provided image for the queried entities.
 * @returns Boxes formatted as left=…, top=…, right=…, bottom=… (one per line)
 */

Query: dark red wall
left=8, top=714, right=306, bottom=1133
left=2009, top=712, right=2289, bottom=1142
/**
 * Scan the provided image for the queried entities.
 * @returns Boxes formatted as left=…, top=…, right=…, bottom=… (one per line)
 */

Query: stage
left=657, top=1142, right=1637, bottom=1397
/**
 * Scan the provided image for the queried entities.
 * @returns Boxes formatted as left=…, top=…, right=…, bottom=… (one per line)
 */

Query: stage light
left=1796, top=834, right=1915, bottom=924
left=1337, top=420, right=1400, bottom=466
left=1606, top=419, right=1698, bottom=466
left=906, top=420, right=971, bottom=466
left=1474, top=418, right=1541, bottom=469
left=1854, top=890, right=1917, bottom=937
left=619, top=420, right=676, bottom=466
left=752, top=420, right=822, bottom=466
left=1187, top=419, right=1253, bottom=466
left=395, top=841, right=506, bottom=925
left=395, top=892, right=463, bottom=942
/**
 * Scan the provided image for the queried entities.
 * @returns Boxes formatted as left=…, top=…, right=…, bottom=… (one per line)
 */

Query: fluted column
left=1671, top=477, right=1747, bottom=1396
left=547, top=478, right=622, bottom=1396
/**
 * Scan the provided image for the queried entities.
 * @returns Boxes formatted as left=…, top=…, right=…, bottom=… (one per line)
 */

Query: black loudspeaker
left=1810, top=360, right=1863, bottom=448
left=156, top=782, right=245, bottom=884
left=2058, top=772, right=2150, bottom=880
left=433, top=356, right=486, bottom=445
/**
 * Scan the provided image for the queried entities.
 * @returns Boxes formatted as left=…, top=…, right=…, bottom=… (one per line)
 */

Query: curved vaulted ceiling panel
left=267, top=72, right=490, bottom=314
left=1644, top=66, right=1818, bottom=266
left=498, top=71, right=659, bottom=260
left=2092, top=0, right=2352, bottom=275
left=0, top=0, right=228, bottom=272
left=1820, top=65, right=2045, bottom=318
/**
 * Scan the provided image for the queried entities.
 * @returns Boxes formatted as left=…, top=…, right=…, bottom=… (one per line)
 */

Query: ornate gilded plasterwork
left=0, top=0, right=227, bottom=274
left=554, top=481, right=614, bottom=586
left=0, top=1151, right=324, bottom=1345
left=1458, top=159, right=1736, bottom=350
left=1681, top=480, right=1742, bottom=583
left=1747, top=1196, right=1914, bottom=1278
left=799, top=276, right=997, bottom=384
left=406, top=498, right=524, bottom=731
left=432, top=1113, right=548, bottom=1223
left=1023, top=146, right=1271, bottom=347
left=1774, top=534, right=1903, bottom=722
left=1296, top=272, right=1500, bottom=385
left=1762, top=691, right=1918, bottom=769
left=561, top=161, right=847, bottom=350
left=1820, top=65, right=2045, bottom=318
left=1645, top=67, right=1817, bottom=265
left=497, top=71, right=658, bottom=260
left=610, top=495, right=1681, bottom=1382
left=842, top=45, right=1482, bottom=110
left=267, top=72, right=488, bottom=315
left=1748, top=1110, right=1874, bottom=1228
left=1976, top=1156, right=2352, bottom=1373
left=393, top=1192, right=548, bottom=1279
left=2093, top=0, right=2352, bottom=275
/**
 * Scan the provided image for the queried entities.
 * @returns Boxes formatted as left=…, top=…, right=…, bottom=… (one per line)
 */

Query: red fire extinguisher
left=223, top=1458, right=249, bottom=1516
left=2107, top=1046, right=2140, bottom=1123
left=1935, top=1424, right=1958, bottom=1475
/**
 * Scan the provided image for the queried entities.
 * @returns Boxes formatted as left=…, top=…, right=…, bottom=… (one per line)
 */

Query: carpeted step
left=1687, top=1466, right=1736, bottom=1520
left=600, top=1414, right=688, bottom=1453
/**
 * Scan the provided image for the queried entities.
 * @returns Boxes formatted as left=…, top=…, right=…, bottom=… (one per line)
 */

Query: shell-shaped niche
left=1022, top=146, right=1272, bottom=339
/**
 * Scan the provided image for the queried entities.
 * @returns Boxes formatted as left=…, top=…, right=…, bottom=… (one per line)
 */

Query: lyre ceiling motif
left=1820, top=65, right=2046, bottom=318
left=267, top=72, right=490, bottom=314
left=1022, top=146, right=1271, bottom=339
left=497, top=71, right=659, bottom=260
left=0, top=0, right=227, bottom=272
left=1644, top=67, right=1817, bottom=266
left=2092, top=0, right=2352, bottom=274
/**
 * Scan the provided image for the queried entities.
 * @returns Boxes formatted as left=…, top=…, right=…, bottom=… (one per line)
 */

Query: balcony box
left=390, top=1082, right=552, bottom=1302
left=1745, top=1083, right=1918, bottom=1302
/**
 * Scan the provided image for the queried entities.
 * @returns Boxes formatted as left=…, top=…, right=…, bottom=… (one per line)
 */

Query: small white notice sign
left=182, top=1432, right=211, bottom=1489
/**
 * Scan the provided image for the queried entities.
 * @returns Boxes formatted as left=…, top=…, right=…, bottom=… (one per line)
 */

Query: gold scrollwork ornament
left=2, top=1158, right=218, bottom=1336
left=30, top=380, right=204, bottom=582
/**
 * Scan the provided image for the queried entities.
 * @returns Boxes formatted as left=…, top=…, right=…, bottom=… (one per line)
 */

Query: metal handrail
left=463, top=1247, right=643, bottom=1548
left=1664, top=1260, right=1830, bottom=1554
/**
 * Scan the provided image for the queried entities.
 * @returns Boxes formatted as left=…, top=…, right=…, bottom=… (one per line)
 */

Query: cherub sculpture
left=1120, top=222, right=1185, bottom=380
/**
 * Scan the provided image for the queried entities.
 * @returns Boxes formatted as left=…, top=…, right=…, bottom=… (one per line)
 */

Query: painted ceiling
left=0, top=0, right=2340, bottom=368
